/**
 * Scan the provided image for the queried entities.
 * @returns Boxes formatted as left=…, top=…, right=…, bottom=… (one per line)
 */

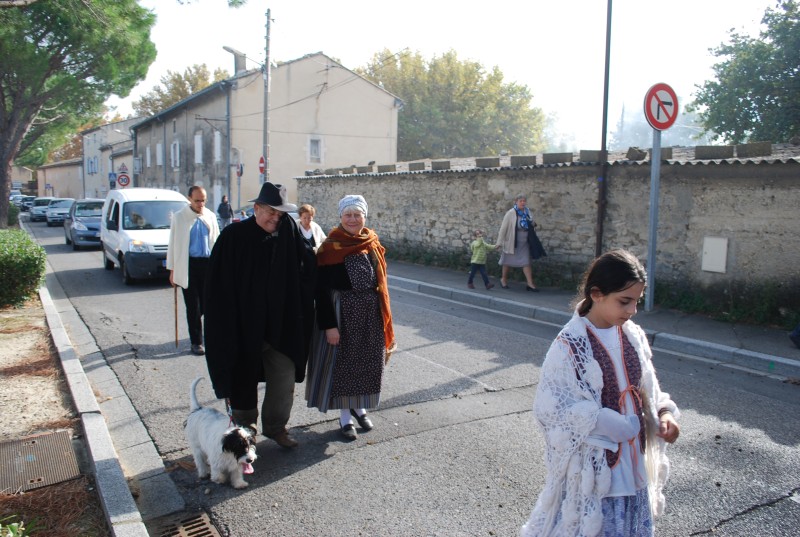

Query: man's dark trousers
left=183, top=257, right=208, bottom=345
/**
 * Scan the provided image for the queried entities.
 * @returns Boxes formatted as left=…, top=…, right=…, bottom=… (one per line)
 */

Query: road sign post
left=643, top=83, right=678, bottom=312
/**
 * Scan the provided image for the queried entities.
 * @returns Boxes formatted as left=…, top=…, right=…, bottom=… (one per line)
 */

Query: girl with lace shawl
left=521, top=250, right=680, bottom=537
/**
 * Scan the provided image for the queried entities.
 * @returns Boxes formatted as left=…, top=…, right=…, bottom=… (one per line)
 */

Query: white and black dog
left=185, top=377, right=257, bottom=489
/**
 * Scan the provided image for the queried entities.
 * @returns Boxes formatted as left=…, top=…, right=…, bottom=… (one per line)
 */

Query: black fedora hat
left=249, top=182, right=297, bottom=212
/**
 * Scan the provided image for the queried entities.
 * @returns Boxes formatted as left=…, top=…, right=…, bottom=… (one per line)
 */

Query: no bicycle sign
left=643, top=83, right=678, bottom=131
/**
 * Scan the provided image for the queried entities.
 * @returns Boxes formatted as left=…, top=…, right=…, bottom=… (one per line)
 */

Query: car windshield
left=49, top=199, right=74, bottom=208
left=75, top=201, right=103, bottom=217
left=123, top=200, right=187, bottom=230
left=34, top=199, right=52, bottom=206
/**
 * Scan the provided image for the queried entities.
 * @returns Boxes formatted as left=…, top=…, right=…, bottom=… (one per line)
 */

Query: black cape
left=203, top=215, right=316, bottom=399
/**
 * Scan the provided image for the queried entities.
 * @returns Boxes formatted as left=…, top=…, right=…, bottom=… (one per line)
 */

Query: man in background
left=167, top=186, right=220, bottom=355
left=217, top=194, right=233, bottom=229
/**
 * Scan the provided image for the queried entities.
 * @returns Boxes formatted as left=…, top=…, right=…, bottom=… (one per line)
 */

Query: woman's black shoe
left=341, top=423, right=357, bottom=440
left=350, top=409, right=373, bottom=431
left=526, top=286, right=540, bottom=292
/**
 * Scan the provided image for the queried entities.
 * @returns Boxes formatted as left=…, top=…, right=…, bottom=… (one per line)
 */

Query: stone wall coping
left=296, top=144, right=799, bottom=179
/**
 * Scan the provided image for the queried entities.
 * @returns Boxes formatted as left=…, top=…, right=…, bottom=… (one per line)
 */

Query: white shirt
left=583, top=317, right=647, bottom=496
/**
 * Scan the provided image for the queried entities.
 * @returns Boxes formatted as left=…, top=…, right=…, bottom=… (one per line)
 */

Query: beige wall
left=297, top=161, right=800, bottom=289
left=38, top=159, right=83, bottom=199
left=10, top=166, right=33, bottom=193
left=228, top=53, right=399, bottom=208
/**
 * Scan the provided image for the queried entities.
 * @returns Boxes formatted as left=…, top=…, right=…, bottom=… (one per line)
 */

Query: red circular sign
left=643, top=83, right=679, bottom=131
left=117, top=173, right=131, bottom=187
left=258, top=156, right=266, bottom=174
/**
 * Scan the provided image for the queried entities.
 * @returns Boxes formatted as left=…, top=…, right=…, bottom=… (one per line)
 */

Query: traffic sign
left=236, top=163, right=244, bottom=177
left=258, top=156, right=266, bottom=174
left=117, top=173, right=131, bottom=188
left=644, top=83, right=678, bottom=131
left=118, top=162, right=128, bottom=173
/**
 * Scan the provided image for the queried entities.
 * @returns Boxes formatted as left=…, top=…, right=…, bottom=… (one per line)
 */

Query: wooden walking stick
left=174, top=285, right=178, bottom=348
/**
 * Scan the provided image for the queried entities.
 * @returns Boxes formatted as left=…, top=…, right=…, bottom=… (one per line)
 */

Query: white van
left=100, top=188, right=188, bottom=284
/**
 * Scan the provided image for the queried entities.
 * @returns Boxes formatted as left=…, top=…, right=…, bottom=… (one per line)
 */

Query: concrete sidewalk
left=387, top=260, right=800, bottom=378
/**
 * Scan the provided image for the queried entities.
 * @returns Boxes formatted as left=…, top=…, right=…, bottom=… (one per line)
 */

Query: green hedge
left=0, top=229, right=46, bottom=308
left=7, top=203, right=19, bottom=226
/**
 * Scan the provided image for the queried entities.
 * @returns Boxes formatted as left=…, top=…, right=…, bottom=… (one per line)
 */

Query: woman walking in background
left=497, top=194, right=539, bottom=291
left=297, top=203, right=326, bottom=252
left=521, top=249, right=680, bottom=536
left=306, top=195, right=396, bottom=440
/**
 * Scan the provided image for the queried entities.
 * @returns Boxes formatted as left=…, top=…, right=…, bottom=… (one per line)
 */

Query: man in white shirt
left=167, top=186, right=220, bottom=355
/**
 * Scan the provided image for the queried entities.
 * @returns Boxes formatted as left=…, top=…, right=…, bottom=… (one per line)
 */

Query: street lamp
left=222, top=7, right=271, bottom=184
left=222, top=46, right=247, bottom=74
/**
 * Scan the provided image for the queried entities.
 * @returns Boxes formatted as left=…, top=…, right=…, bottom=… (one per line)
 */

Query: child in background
left=521, top=249, right=680, bottom=537
left=468, top=229, right=499, bottom=290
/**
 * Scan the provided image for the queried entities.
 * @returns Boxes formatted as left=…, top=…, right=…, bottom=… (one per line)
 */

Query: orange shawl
left=317, top=226, right=396, bottom=354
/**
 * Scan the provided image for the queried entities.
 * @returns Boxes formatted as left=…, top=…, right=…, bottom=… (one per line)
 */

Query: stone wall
left=297, top=160, right=800, bottom=289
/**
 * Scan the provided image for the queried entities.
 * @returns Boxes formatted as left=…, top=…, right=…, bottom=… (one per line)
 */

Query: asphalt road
left=27, top=219, right=800, bottom=537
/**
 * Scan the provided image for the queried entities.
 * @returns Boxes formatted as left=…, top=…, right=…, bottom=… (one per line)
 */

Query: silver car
left=45, top=198, right=75, bottom=226
left=30, top=197, right=54, bottom=222
left=64, top=199, right=104, bottom=250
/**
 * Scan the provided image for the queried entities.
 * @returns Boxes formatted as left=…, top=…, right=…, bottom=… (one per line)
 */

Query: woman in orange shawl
left=305, top=195, right=396, bottom=440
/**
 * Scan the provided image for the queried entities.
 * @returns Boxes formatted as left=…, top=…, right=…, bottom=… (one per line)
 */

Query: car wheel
left=72, top=240, right=79, bottom=251
left=120, top=256, right=135, bottom=285
left=102, top=245, right=115, bottom=270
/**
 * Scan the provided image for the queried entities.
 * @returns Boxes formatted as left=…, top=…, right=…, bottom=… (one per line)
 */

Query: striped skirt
left=305, top=289, right=385, bottom=413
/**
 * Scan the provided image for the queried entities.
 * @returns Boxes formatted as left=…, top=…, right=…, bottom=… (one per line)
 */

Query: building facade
left=81, top=118, right=140, bottom=199
left=131, top=52, right=400, bottom=211
left=37, top=158, right=82, bottom=198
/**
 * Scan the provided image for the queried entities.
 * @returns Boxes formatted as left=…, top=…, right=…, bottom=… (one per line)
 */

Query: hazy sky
left=107, top=0, right=774, bottom=150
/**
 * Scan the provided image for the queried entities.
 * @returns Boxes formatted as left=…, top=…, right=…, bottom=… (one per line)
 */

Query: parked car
left=45, top=198, right=75, bottom=226
left=64, top=198, right=104, bottom=250
left=100, top=188, right=188, bottom=284
left=29, top=197, right=54, bottom=222
left=10, top=194, right=24, bottom=207
left=232, top=205, right=254, bottom=223
left=20, top=196, right=36, bottom=212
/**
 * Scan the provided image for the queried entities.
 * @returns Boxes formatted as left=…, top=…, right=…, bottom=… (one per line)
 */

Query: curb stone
left=39, top=284, right=150, bottom=537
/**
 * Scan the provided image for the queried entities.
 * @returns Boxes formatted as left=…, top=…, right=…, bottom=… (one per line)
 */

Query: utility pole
left=262, top=8, right=271, bottom=184
left=595, top=0, right=612, bottom=257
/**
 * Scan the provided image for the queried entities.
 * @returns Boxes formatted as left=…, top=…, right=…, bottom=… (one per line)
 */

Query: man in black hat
left=203, top=182, right=316, bottom=449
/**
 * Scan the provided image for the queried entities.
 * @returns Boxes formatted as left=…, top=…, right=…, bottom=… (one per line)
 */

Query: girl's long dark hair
left=573, top=249, right=647, bottom=316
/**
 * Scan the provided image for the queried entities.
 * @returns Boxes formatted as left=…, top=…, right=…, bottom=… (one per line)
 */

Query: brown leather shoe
left=268, top=429, right=298, bottom=449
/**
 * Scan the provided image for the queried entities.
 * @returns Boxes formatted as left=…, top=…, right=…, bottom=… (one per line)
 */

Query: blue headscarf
left=514, top=203, right=532, bottom=230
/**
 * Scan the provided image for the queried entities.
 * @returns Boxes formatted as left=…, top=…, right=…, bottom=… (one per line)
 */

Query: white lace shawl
left=521, top=310, right=679, bottom=537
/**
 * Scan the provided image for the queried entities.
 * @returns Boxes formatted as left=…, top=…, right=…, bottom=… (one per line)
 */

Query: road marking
left=400, top=349, right=499, bottom=392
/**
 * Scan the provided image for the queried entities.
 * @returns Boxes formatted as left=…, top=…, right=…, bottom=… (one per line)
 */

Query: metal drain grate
left=149, top=511, right=222, bottom=537
left=0, top=430, right=80, bottom=493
